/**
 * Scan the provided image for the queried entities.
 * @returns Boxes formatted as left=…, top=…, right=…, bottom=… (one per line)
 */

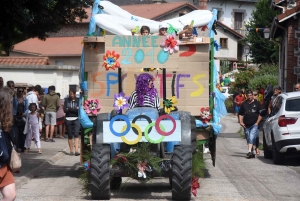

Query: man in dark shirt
left=238, top=90, right=262, bottom=158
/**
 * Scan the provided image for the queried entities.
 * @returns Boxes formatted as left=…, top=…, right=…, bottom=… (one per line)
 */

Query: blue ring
left=109, top=115, right=131, bottom=137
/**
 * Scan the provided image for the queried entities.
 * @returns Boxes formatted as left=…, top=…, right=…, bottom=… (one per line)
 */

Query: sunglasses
left=253, top=94, right=258, bottom=96
left=161, top=28, right=167, bottom=31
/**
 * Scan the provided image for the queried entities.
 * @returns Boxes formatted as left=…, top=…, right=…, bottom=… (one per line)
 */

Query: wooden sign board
left=84, top=36, right=210, bottom=116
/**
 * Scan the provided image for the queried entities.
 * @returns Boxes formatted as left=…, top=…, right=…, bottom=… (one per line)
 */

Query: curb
left=15, top=146, right=69, bottom=189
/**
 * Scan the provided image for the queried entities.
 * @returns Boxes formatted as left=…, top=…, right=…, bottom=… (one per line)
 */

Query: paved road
left=14, top=114, right=300, bottom=200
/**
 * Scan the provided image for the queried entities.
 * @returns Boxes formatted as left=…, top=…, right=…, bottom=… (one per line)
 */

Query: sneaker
left=45, top=138, right=49, bottom=142
left=49, top=139, right=55, bottom=142
left=75, top=152, right=80, bottom=156
left=246, top=152, right=252, bottom=158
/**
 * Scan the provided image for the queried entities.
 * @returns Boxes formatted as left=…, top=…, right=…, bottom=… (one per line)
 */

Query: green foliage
left=248, top=74, right=278, bottom=90
left=233, top=68, right=256, bottom=90
left=192, top=146, right=205, bottom=178
left=244, top=0, right=279, bottom=64
left=256, top=63, right=278, bottom=76
left=79, top=150, right=92, bottom=195
left=225, top=96, right=233, bottom=112
left=0, top=0, right=89, bottom=54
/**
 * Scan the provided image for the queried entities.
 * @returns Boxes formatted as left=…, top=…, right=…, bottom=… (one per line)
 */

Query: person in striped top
left=128, top=73, right=160, bottom=111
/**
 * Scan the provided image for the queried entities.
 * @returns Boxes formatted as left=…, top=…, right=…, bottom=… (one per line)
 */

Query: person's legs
left=1, top=183, right=16, bottom=201
left=49, top=112, right=56, bottom=141
left=58, top=124, right=63, bottom=138
left=73, top=119, right=81, bottom=155
left=65, top=120, right=74, bottom=154
left=255, top=136, right=260, bottom=155
left=235, top=106, right=240, bottom=122
left=246, top=125, right=258, bottom=158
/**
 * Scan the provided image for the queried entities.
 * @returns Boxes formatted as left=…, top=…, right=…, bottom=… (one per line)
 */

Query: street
left=14, top=114, right=300, bottom=201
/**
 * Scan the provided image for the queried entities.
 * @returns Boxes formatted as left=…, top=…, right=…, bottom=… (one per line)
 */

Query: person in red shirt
left=234, top=91, right=246, bottom=121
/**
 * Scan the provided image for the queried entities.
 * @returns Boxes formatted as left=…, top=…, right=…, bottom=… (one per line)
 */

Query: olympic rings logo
left=109, top=114, right=177, bottom=145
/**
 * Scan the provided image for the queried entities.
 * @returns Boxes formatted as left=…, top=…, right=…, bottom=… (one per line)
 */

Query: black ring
left=132, top=115, right=152, bottom=136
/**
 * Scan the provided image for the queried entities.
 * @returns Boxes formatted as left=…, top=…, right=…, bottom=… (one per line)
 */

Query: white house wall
left=214, top=29, right=238, bottom=59
left=0, top=68, right=79, bottom=98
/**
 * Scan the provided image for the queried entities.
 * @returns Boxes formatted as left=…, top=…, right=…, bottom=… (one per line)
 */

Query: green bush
left=248, top=74, right=278, bottom=90
left=256, top=63, right=278, bottom=76
left=225, top=96, right=234, bottom=112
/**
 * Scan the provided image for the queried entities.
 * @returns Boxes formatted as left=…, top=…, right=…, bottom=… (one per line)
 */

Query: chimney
left=198, top=0, right=208, bottom=10
left=152, top=0, right=162, bottom=4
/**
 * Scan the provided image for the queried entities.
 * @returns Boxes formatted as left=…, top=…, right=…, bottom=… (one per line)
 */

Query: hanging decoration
left=191, top=177, right=200, bottom=196
left=167, top=23, right=179, bottom=34
left=102, top=50, right=121, bottom=70
left=84, top=99, right=101, bottom=115
left=163, top=96, right=178, bottom=114
left=199, top=107, right=212, bottom=123
left=161, top=34, right=181, bottom=54
left=113, top=92, right=129, bottom=112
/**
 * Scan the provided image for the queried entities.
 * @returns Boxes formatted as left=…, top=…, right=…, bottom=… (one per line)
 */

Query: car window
left=270, top=96, right=282, bottom=116
left=285, top=98, right=300, bottom=111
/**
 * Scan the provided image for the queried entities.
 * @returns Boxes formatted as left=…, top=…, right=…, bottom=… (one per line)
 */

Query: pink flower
left=84, top=99, right=101, bottom=115
left=161, top=34, right=181, bottom=54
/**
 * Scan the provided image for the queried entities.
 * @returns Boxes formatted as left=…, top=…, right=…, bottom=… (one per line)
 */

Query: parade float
left=78, top=0, right=226, bottom=200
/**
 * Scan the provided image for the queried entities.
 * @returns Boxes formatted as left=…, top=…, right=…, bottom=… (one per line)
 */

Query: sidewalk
left=13, top=137, right=74, bottom=189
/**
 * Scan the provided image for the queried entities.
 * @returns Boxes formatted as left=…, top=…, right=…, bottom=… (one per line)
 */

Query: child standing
left=24, top=103, right=42, bottom=154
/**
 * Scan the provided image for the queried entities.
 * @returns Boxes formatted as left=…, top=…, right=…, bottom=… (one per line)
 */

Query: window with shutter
left=220, top=38, right=228, bottom=48
left=234, top=12, right=243, bottom=30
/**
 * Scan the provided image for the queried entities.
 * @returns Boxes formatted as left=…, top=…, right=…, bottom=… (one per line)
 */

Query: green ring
left=144, top=122, right=165, bottom=144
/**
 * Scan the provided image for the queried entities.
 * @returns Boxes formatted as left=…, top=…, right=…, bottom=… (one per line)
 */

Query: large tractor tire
left=172, top=145, right=192, bottom=200
left=190, top=116, right=197, bottom=154
left=90, top=144, right=111, bottom=200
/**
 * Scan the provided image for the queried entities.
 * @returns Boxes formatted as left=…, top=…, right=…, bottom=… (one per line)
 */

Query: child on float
left=24, top=103, right=42, bottom=154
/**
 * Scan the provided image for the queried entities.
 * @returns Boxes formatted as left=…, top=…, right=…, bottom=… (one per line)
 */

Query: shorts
left=244, top=124, right=258, bottom=145
left=45, top=112, right=57, bottom=125
left=0, top=165, right=15, bottom=188
left=65, top=119, right=80, bottom=139
left=56, top=117, right=65, bottom=125
left=235, top=106, right=240, bottom=113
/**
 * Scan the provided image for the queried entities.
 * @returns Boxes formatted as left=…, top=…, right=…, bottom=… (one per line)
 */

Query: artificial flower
left=84, top=99, right=101, bottom=115
left=113, top=92, right=129, bottom=112
left=160, top=34, right=181, bottom=54
left=191, top=177, right=200, bottom=196
left=84, top=161, right=90, bottom=171
left=163, top=96, right=178, bottom=114
left=102, top=50, right=120, bottom=71
left=199, top=107, right=212, bottom=123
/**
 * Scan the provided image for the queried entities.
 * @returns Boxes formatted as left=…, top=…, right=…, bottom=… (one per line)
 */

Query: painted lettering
left=90, top=72, right=105, bottom=98
left=132, top=36, right=141, bottom=47
left=179, top=45, right=196, bottom=57
left=151, top=36, right=159, bottom=47
left=112, top=36, right=123, bottom=47
left=123, top=36, right=131, bottom=47
left=142, top=36, right=150, bottom=47
left=176, top=74, right=190, bottom=98
left=157, top=74, right=173, bottom=98
left=190, top=74, right=205, bottom=97
left=106, top=72, right=118, bottom=96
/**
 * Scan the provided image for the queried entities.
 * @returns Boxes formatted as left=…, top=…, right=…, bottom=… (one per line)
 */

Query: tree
left=0, top=0, right=91, bottom=55
left=244, top=0, right=279, bottom=64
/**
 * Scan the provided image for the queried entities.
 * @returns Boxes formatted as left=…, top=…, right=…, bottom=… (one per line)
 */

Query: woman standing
left=13, top=87, right=28, bottom=152
left=0, top=89, right=16, bottom=200
left=55, top=93, right=65, bottom=138
left=64, top=90, right=80, bottom=156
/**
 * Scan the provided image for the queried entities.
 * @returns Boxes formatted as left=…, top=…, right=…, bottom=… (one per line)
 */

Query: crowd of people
left=230, top=82, right=300, bottom=158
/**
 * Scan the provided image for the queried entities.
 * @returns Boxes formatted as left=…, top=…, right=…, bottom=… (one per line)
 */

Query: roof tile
left=11, top=37, right=83, bottom=56
left=0, top=57, right=50, bottom=65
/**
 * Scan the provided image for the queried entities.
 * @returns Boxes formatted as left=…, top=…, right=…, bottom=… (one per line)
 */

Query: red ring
left=155, top=114, right=176, bottom=136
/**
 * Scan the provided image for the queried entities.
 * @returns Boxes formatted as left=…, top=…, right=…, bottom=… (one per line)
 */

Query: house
left=215, top=21, right=244, bottom=71
left=270, top=0, right=300, bottom=92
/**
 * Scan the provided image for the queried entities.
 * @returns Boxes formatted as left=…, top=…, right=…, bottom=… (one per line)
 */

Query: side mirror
left=259, top=109, right=268, bottom=117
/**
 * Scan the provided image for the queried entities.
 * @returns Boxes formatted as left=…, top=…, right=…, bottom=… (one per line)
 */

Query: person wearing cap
left=268, top=85, right=281, bottom=114
left=223, top=75, right=231, bottom=86
left=158, top=22, right=168, bottom=36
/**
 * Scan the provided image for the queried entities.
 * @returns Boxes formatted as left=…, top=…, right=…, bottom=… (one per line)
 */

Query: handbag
left=9, top=142, right=21, bottom=173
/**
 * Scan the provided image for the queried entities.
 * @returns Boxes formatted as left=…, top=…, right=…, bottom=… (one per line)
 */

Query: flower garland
left=84, top=99, right=101, bottom=115
left=113, top=92, right=129, bottom=113
left=163, top=96, right=178, bottom=114
left=102, top=50, right=121, bottom=71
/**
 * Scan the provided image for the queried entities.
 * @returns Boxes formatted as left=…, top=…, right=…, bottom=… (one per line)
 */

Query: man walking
left=42, top=85, right=60, bottom=142
left=238, top=90, right=263, bottom=158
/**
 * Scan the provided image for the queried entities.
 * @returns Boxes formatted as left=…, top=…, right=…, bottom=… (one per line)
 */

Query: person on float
left=153, top=22, right=168, bottom=36
left=140, top=26, right=150, bottom=36
left=128, top=73, right=160, bottom=111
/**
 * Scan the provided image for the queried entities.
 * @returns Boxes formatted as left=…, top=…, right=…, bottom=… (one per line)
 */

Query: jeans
left=244, top=124, right=258, bottom=145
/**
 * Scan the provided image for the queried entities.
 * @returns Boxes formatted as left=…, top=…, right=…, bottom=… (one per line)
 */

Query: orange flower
left=102, top=50, right=120, bottom=71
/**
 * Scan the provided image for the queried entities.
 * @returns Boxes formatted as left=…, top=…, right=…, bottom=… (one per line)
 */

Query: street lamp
left=244, top=44, right=250, bottom=69
left=263, top=28, right=270, bottom=39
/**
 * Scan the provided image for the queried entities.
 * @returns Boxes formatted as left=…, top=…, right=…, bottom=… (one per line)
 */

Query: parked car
left=221, top=86, right=232, bottom=98
left=262, top=92, right=300, bottom=164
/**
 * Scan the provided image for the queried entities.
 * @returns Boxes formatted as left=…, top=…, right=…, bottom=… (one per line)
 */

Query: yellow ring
left=120, top=123, right=142, bottom=145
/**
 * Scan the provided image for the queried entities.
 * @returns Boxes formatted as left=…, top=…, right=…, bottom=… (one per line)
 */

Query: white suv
left=262, top=92, right=300, bottom=164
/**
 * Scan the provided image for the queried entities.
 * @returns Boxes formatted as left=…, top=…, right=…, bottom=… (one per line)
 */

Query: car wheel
left=271, top=136, right=285, bottom=165
left=263, top=131, right=272, bottom=159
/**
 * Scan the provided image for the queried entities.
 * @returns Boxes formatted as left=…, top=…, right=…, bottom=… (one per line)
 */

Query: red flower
left=191, top=177, right=200, bottom=196
left=102, top=50, right=120, bottom=71
left=161, top=34, right=180, bottom=54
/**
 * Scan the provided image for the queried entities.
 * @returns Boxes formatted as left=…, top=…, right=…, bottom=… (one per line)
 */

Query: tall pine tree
left=244, top=0, right=279, bottom=64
